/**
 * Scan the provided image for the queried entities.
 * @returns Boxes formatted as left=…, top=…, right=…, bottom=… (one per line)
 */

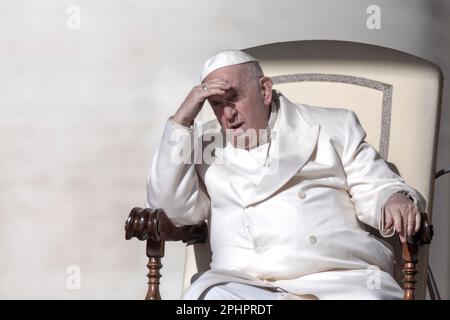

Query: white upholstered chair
left=126, top=40, right=443, bottom=300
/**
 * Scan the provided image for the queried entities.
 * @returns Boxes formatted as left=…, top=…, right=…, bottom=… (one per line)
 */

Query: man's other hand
left=383, top=192, right=421, bottom=243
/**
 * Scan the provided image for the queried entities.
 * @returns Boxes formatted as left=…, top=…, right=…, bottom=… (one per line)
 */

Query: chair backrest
left=184, top=40, right=443, bottom=299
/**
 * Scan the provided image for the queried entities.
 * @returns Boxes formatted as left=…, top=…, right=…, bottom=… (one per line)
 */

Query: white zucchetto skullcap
left=201, top=49, right=258, bottom=82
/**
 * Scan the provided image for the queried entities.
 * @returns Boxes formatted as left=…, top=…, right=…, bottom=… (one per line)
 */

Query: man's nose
left=223, top=105, right=237, bottom=120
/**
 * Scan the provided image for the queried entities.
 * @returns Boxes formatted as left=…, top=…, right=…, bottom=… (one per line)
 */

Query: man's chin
left=224, top=127, right=260, bottom=149
left=232, top=136, right=259, bottom=150
left=230, top=127, right=245, bottom=136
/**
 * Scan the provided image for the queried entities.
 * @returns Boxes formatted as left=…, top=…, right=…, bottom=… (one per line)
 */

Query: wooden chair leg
left=145, top=239, right=164, bottom=300
left=401, top=212, right=433, bottom=300
left=402, top=241, right=418, bottom=300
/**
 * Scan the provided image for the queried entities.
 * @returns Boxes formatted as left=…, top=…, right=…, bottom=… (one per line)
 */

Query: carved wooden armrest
left=402, top=212, right=433, bottom=300
left=125, top=207, right=207, bottom=300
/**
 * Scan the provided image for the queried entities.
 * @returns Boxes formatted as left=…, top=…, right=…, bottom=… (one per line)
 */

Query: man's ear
left=260, top=76, right=273, bottom=106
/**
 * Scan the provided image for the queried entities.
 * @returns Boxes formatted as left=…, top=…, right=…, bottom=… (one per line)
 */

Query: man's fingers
left=175, top=80, right=232, bottom=124
left=392, top=210, right=406, bottom=243
left=407, top=208, right=415, bottom=238
left=403, top=208, right=409, bottom=240
left=414, top=208, right=421, bottom=235
left=201, top=88, right=226, bottom=99
left=202, top=82, right=230, bottom=90
left=383, top=193, right=421, bottom=243
left=384, top=209, right=394, bottom=231
left=392, top=210, right=402, bottom=234
left=201, top=79, right=231, bottom=90
left=198, top=82, right=231, bottom=97
left=203, top=78, right=230, bottom=85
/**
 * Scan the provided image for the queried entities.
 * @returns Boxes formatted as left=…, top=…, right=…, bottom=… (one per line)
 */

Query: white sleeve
left=341, top=111, right=426, bottom=237
left=146, top=117, right=210, bottom=225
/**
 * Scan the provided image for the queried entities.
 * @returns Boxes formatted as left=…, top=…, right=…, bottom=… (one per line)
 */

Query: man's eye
left=229, top=93, right=239, bottom=101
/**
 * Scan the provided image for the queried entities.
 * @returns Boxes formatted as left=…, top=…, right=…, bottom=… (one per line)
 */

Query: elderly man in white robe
left=146, top=50, right=426, bottom=300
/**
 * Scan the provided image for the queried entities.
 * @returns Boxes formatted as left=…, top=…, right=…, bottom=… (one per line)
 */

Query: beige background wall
left=0, top=0, right=449, bottom=299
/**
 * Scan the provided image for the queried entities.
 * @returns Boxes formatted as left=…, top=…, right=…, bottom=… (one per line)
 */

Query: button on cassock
left=243, top=207, right=253, bottom=235
left=256, top=247, right=264, bottom=254
left=297, top=190, right=306, bottom=199
left=308, top=235, right=317, bottom=245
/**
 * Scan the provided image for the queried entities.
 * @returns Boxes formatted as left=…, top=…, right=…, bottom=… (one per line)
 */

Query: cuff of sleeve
left=169, top=116, right=196, bottom=134
left=379, top=206, right=396, bottom=237
left=158, top=117, right=198, bottom=164
left=162, top=116, right=197, bottom=147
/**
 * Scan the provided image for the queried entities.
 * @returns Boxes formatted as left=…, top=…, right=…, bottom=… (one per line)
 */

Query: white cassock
left=146, top=90, right=426, bottom=300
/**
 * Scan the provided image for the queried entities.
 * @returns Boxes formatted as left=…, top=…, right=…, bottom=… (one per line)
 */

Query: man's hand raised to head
left=172, top=79, right=231, bottom=127
left=383, top=192, right=421, bottom=243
